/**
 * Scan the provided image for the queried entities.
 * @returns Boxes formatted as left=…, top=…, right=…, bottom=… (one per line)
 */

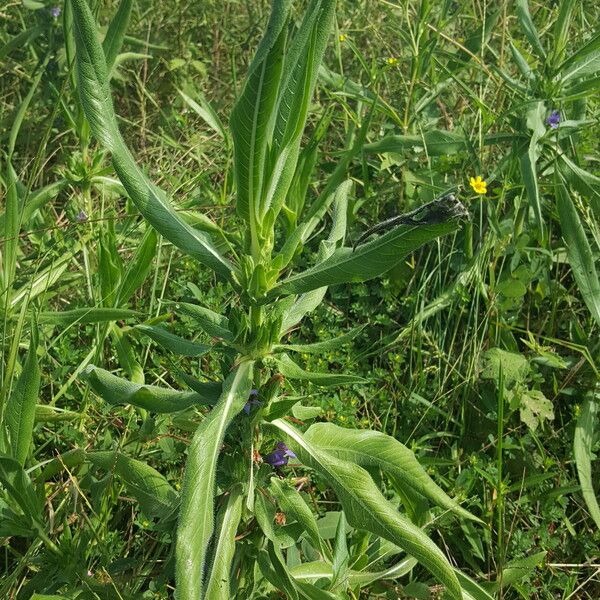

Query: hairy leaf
left=83, top=365, right=219, bottom=412
left=176, top=361, right=254, bottom=599
left=270, top=420, right=463, bottom=599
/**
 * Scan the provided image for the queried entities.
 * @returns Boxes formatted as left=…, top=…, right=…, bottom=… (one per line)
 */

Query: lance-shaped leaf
left=88, top=451, right=178, bottom=519
left=172, top=301, right=233, bottom=341
left=515, top=0, right=546, bottom=61
left=83, top=364, right=220, bottom=412
left=274, top=325, right=364, bottom=354
left=70, top=0, right=234, bottom=280
left=204, top=486, right=244, bottom=599
left=304, top=423, right=481, bottom=523
left=6, top=318, right=40, bottom=465
left=176, top=360, right=254, bottom=599
left=274, top=353, right=367, bottom=387
left=230, top=0, right=290, bottom=229
left=269, top=419, right=463, bottom=600
left=555, top=179, right=600, bottom=326
left=260, top=0, right=336, bottom=221
left=574, top=396, right=600, bottom=529
left=280, top=180, right=350, bottom=331
left=135, top=324, right=211, bottom=357
left=363, top=130, right=467, bottom=156
left=519, top=102, right=546, bottom=241
left=38, top=307, right=141, bottom=326
left=270, top=195, right=468, bottom=298
left=269, top=478, right=324, bottom=554
left=290, top=557, right=417, bottom=587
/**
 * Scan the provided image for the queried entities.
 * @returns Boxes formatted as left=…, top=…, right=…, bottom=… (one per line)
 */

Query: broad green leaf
left=480, top=348, right=530, bottom=386
left=555, top=180, right=600, bottom=326
left=204, top=486, right=243, bottom=599
left=269, top=478, right=324, bottom=553
left=172, top=301, right=233, bottom=341
left=562, top=74, right=600, bottom=100
left=515, top=0, right=546, bottom=61
left=270, top=196, right=467, bottom=298
left=102, top=0, right=133, bottom=74
left=6, top=318, right=40, bottom=465
left=274, top=353, right=367, bottom=387
left=270, top=419, right=463, bottom=600
left=38, top=308, right=141, bottom=326
left=254, top=489, right=302, bottom=549
left=574, top=396, right=600, bottom=529
left=39, top=448, right=87, bottom=482
left=304, top=423, right=481, bottom=523
left=230, top=0, right=290, bottom=228
left=70, top=0, right=235, bottom=280
left=274, top=325, right=364, bottom=354
left=88, top=451, right=178, bottom=519
left=519, top=389, right=554, bottom=431
left=176, top=360, right=254, bottom=599
left=83, top=364, right=218, bottom=412
left=490, top=551, right=547, bottom=591
left=135, top=324, right=211, bottom=357
left=363, top=130, right=467, bottom=156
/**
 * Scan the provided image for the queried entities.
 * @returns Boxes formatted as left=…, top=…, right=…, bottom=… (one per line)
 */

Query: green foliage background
left=1, top=0, right=599, bottom=598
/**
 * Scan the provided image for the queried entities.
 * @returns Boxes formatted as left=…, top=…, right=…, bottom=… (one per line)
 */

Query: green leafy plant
left=63, top=0, right=479, bottom=598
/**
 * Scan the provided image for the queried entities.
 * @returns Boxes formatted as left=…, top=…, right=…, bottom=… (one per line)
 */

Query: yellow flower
left=469, top=175, right=487, bottom=194
left=386, top=57, right=398, bottom=66
left=338, top=34, right=347, bottom=42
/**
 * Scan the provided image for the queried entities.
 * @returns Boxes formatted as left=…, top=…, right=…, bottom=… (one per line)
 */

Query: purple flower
left=76, top=210, right=88, bottom=223
left=50, top=6, right=61, bottom=18
left=243, top=389, right=260, bottom=415
left=546, top=110, right=560, bottom=129
left=264, top=442, right=297, bottom=468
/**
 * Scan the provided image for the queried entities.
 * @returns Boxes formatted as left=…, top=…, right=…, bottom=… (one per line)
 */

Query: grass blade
left=102, top=0, right=133, bottom=74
